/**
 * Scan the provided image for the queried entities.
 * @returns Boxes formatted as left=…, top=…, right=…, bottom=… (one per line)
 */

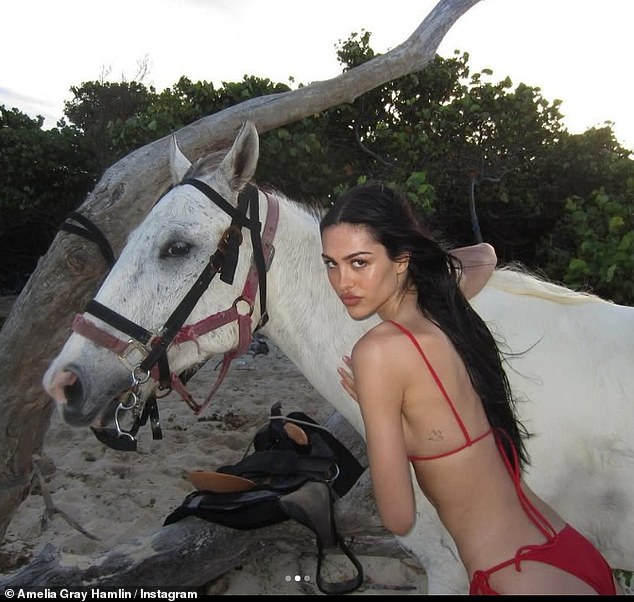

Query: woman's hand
left=450, top=242, right=497, bottom=300
left=337, top=355, right=359, bottom=403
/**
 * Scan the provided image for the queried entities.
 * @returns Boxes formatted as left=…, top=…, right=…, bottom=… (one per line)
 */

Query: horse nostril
left=46, top=370, right=81, bottom=406
left=64, top=373, right=84, bottom=408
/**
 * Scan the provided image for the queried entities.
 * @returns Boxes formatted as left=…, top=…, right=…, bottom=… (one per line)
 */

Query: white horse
left=43, top=121, right=634, bottom=594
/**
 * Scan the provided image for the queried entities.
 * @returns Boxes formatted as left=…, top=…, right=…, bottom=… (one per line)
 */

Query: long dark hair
left=320, top=183, right=530, bottom=469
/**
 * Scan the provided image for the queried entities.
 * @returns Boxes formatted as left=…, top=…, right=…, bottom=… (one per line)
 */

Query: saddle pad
left=187, top=470, right=256, bottom=492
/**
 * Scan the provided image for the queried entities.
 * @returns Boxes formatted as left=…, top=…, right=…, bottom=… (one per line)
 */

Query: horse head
left=43, top=121, right=274, bottom=447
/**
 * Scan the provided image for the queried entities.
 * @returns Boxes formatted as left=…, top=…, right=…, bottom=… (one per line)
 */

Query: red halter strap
left=72, top=189, right=279, bottom=415
left=170, top=190, right=279, bottom=414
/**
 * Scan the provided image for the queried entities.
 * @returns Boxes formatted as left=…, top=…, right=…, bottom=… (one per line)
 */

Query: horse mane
left=489, top=263, right=608, bottom=305
left=186, top=154, right=326, bottom=222
left=191, top=160, right=607, bottom=310
left=259, top=185, right=325, bottom=221
left=182, top=163, right=603, bottom=309
left=254, top=184, right=607, bottom=309
left=187, top=152, right=226, bottom=179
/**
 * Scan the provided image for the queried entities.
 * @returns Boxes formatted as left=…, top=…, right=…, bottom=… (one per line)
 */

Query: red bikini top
left=387, top=320, right=492, bottom=462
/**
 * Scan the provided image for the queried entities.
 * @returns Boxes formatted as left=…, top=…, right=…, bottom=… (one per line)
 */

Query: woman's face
left=321, top=223, right=407, bottom=321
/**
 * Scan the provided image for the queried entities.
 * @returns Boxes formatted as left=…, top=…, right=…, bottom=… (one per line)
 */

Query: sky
left=2, top=0, right=633, bottom=151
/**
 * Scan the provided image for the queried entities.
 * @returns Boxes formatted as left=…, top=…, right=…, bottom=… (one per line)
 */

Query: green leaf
left=608, top=215, right=625, bottom=232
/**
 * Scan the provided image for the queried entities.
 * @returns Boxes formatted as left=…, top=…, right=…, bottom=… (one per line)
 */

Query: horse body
left=259, top=198, right=371, bottom=433
left=43, top=122, right=634, bottom=593
left=472, top=277, right=634, bottom=571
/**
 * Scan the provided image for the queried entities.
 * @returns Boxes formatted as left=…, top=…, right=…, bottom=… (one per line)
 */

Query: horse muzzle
left=43, top=361, right=130, bottom=427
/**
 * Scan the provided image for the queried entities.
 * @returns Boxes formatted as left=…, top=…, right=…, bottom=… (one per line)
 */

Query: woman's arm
left=450, top=242, right=497, bottom=300
left=350, top=336, right=416, bottom=536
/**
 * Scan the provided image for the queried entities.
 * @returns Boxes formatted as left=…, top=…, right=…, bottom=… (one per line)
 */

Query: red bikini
left=387, top=320, right=493, bottom=461
left=388, top=320, right=616, bottom=596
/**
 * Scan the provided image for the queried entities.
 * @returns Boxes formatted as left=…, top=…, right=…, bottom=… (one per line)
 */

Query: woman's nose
left=338, top=267, right=354, bottom=290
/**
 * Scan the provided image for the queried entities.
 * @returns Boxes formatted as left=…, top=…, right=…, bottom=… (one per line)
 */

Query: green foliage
left=336, top=47, right=571, bottom=258
left=64, top=80, right=155, bottom=172
left=2, top=30, right=634, bottom=305
left=336, top=30, right=376, bottom=69
left=403, top=171, right=436, bottom=214
left=1, top=107, right=90, bottom=210
left=92, top=76, right=292, bottom=167
left=542, top=190, right=634, bottom=303
left=614, top=569, right=634, bottom=594
left=0, top=105, right=95, bottom=291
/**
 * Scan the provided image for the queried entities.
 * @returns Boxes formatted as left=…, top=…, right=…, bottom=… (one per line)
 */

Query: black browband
left=61, top=179, right=270, bottom=450
left=83, top=179, right=268, bottom=382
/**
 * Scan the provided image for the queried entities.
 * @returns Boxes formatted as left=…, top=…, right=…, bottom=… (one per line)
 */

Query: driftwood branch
left=0, top=0, right=480, bottom=543
left=0, top=415, right=416, bottom=590
left=0, top=514, right=408, bottom=590
left=0, top=479, right=406, bottom=589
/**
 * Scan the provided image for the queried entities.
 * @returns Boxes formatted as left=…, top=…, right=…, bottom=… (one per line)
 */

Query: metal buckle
left=218, top=225, right=243, bottom=252
left=233, top=296, right=254, bottom=317
left=117, top=340, right=151, bottom=372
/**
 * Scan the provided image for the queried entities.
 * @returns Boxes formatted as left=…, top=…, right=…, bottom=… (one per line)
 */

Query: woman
left=319, top=183, right=616, bottom=595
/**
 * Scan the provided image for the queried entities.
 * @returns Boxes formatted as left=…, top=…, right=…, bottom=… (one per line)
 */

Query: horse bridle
left=66, top=178, right=279, bottom=451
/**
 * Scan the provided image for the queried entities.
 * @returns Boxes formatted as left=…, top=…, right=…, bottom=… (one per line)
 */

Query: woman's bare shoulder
left=370, top=320, right=457, bottom=369
left=353, top=320, right=449, bottom=366
left=352, top=322, right=404, bottom=364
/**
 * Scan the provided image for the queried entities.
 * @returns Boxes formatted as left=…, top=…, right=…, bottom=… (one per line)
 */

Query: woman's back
left=373, top=318, right=568, bottom=578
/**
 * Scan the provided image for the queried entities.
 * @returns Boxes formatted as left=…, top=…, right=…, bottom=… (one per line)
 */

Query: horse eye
left=160, top=241, right=192, bottom=258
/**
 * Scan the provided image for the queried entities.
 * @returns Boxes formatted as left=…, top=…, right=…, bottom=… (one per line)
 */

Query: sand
left=1, top=296, right=631, bottom=595
left=1, top=338, right=427, bottom=595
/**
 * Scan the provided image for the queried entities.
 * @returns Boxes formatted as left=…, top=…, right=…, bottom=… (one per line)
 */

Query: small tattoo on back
left=428, top=429, right=444, bottom=442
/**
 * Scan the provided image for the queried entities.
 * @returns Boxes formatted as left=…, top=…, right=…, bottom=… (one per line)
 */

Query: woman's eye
left=323, top=259, right=336, bottom=268
left=352, top=259, right=366, bottom=268
left=160, top=241, right=193, bottom=258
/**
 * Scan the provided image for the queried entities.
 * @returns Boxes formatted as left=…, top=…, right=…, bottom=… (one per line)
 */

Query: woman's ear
left=395, top=253, right=410, bottom=275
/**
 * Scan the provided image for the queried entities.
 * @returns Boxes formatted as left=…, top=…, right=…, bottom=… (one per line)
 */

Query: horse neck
left=260, top=193, right=372, bottom=433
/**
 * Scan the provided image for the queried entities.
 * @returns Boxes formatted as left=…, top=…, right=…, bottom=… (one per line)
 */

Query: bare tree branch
left=0, top=414, right=406, bottom=590
left=0, top=0, right=480, bottom=543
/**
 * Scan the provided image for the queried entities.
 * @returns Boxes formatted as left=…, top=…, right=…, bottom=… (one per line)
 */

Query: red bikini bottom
left=469, top=524, right=616, bottom=595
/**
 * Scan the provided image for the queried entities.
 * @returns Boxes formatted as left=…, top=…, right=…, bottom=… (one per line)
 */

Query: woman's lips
left=341, top=295, right=362, bottom=306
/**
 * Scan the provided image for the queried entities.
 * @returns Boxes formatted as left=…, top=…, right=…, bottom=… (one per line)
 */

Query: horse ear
left=169, top=134, right=192, bottom=184
left=218, top=120, right=259, bottom=193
